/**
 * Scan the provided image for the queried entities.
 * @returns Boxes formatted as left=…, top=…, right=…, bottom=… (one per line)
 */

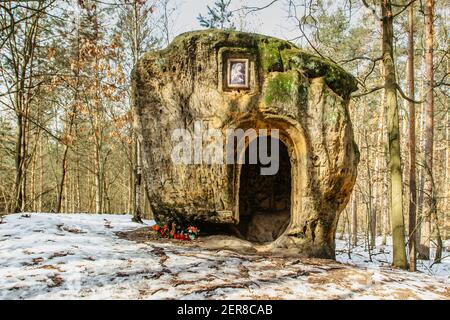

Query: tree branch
left=352, top=85, right=384, bottom=98
left=241, top=0, right=279, bottom=15
left=361, top=0, right=381, bottom=20
left=393, top=0, right=417, bottom=18
left=396, top=83, right=424, bottom=104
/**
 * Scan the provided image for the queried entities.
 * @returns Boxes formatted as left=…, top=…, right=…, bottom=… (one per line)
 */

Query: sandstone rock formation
left=133, top=30, right=359, bottom=259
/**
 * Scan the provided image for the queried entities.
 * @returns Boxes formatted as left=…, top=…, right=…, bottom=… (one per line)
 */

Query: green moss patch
left=281, top=50, right=358, bottom=98
left=264, top=72, right=298, bottom=105
left=258, top=38, right=290, bottom=72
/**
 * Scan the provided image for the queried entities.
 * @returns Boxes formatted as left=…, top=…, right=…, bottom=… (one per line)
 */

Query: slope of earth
left=0, top=213, right=448, bottom=300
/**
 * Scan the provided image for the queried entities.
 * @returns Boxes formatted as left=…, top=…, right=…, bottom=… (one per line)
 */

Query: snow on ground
left=0, top=213, right=448, bottom=300
left=336, top=235, right=450, bottom=278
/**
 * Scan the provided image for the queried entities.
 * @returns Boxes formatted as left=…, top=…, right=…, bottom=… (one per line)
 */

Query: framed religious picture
left=227, top=58, right=249, bottom=89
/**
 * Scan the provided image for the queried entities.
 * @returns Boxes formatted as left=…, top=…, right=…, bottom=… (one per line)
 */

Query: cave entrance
left=237, top=136, right=291, bottom=243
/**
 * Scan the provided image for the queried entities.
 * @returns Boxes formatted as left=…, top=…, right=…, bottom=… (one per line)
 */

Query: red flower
left=188, top=226, right=198, bottom=234
left=152, top=225, right=160, bottom=231
left=174, top=234, right=178, bottom=239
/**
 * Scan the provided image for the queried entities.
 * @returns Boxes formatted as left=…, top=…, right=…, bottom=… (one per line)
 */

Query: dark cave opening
left=237, top=136, right=291, bottom=243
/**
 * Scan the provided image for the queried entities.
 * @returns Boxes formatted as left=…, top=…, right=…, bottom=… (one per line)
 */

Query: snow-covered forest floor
left=0, top=213, right=448, bottom=300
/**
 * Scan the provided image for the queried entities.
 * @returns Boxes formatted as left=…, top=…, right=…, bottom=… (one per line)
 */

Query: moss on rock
left=258, top=38, right=287, bottom=72
left=264, top=71, right=298, bottom=105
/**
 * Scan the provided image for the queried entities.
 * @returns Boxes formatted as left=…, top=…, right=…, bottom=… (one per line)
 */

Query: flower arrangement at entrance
left=151, top=223, right=200, bottom=241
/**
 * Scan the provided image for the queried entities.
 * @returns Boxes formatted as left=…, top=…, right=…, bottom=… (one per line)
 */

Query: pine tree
left=197, top=0, right=235, bottom=30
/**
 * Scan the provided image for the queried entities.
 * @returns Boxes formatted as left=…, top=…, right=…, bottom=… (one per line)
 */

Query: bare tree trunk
left=382, top=176, right=389, bottom=246
left=133, top=139, right=143, bottom=222
left=419, top=0, right=434, bottom=261
left=56, top=143, right=70, bottom=213
left=340, top=209, right=346, bottom=240
left=63, top=168, right=68, bottom=212
left=94, top=144, right=103, bottom=214
left=433, top=199, right=443, bottom=263
left=352, top=191, right=358, bottom=246
left=30, top=137, right=37, bottom=212
left=416, top=78, right=426, bottom=249
left=38, top=135, right=43, bottom=212
left=161, top=0, right=171, bottom=46
left=373, top=109, right=383, bottom=238
left=381, top=0, right=407, bottom=269
left=56, top=102, right=77, bottom=213
left=131, top=0, right=144, bottom=223
left=70, top=169, right=75, bottom=213
left=128, top=151, right=133, bottom=214
left=75, top=139, right=81, bottom=212
left=380, top=79, right=389, bottom=246
left=364, top=128, right=376, bottom=248
left=13, top=112, right=25, bottom=213
left=444, top=91, right=449, bottom=240
left=22, top=112, right=29, bottom=212
left=407, top=2, right=417, bottom=271
left=88, top=170, right=94, bottom=212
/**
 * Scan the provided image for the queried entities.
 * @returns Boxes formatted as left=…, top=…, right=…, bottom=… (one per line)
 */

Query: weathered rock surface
left=133, top=30, right=359, bottom=259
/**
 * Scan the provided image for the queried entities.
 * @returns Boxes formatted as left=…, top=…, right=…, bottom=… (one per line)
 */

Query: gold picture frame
left=227, top=58, right=249, bottom=89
